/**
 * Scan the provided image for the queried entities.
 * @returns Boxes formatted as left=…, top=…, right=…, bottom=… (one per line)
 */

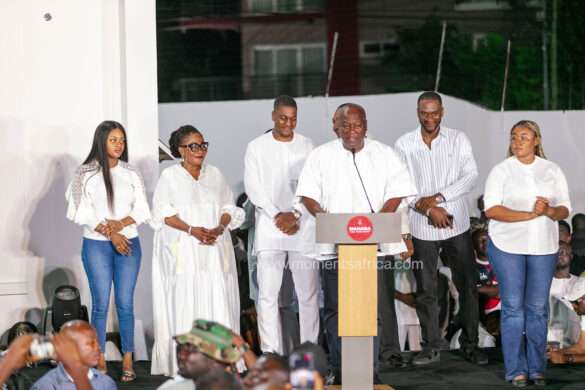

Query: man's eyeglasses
left=179, top=142, right=209, bottom=152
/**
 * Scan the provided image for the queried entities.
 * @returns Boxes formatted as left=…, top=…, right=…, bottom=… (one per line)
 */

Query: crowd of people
left=0, top=90, right=581, bottom=389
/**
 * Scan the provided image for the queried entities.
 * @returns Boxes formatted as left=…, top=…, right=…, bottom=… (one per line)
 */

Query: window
left=252, top=44, right=326, bottom=97
left=253, top=44, right=325, bottom=75
left=455, top=0, right=541, bottom=11
left=454, top=0, right=510, bottom=11
left=249, top=0, right=325, bottom=13
left=359, top=41, right=399, bottom=59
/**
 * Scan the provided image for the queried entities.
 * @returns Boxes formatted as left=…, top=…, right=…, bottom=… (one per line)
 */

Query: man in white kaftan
left=244, top=95, right=320, bottom=354
left=295, top=103, right=417, bottom=381
left=150, top=163, right=244, bottom=376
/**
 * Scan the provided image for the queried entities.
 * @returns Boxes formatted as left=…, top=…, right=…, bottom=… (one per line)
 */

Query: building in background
left=157, top=1, right=556, bottom=109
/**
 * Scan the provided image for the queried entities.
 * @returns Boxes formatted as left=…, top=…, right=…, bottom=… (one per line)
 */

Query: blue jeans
left=81, top=237, right=141, bottom=353
left=487, top=239, right=556, bottom=381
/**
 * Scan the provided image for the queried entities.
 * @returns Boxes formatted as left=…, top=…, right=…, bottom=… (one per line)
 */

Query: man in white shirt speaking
left=244, top=95, right=319, bottom=355
left=296, top=103, right=417, bottom=383
left=394, top=91, right=487, bottom=366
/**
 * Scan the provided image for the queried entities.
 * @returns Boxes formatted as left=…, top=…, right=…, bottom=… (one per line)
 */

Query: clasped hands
left=532, top=196, right=552, bottom=218
left=96, top=219, right=132, bottom=255
left=416, top=194, right=453, bottom=229
left=189, top=225, right=225, bottom=245
left=274, top=212, right=299, bottom=235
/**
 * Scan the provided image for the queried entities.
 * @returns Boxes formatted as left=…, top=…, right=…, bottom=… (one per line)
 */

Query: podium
left=316, top=213, right=402, bottom=389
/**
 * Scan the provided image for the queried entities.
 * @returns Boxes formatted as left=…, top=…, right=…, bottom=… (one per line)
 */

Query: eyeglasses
left=179, top=142, right=209, bottom=152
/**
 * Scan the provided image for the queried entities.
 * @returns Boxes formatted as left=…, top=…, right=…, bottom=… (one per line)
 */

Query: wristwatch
left=292, top=209, right=302, bottom=220
left=238, top=342, right=250, bottom=354
left=402, top=233, right=412, bottom=241
left=435, top=194, right=446, bottom=204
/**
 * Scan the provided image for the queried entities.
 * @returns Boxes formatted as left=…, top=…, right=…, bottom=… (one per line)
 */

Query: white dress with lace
left=150, top=163, right=245, bottom=376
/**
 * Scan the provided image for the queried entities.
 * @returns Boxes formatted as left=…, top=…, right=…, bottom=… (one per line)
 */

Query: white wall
left=159, top=94, right=585, bottom=217
left=0, top=0, right=158, bottom=343
left=2, top=0, right=583, bottom=352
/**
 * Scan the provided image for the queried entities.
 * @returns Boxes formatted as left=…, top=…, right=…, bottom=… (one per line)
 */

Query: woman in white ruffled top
left=66, top=120, right=151, bottom=382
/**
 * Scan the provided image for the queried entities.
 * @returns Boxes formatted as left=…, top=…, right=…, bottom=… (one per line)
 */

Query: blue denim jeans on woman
left=81, top=237, right=141, bottom=353
left=487, top=238, right=556, bottom=381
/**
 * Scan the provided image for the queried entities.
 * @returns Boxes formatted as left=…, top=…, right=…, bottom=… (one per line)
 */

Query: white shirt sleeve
left=65, top=168, right=102, bottom=231
left=394, top=137, right=421, bottom=208
left=244, top=144, right=280, bottom=218
left=128, top=169, right=152, bottom=226
left=151, top=170, right=178, bottom=230
left=440, top=133, right=478, bottom=202
left=295, top=149, right=323, bottom=207
left=218, top=170, right=245, bottom=230
left=554, top=165, right=572, bottom=212
left=483, top=164, right=505, bottom=211
left=383, top=146, right=418, bottom=202
left=398, top=201, right=411, bottom=234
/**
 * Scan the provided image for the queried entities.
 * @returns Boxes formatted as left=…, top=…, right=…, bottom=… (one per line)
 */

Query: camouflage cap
left=174, top=319, right=243, bottom=364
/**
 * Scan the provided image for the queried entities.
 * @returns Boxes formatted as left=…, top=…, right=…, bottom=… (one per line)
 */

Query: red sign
left=346, top=216, right=373, bottom=241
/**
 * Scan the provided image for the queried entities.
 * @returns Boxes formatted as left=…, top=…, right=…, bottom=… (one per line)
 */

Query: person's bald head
left=337, top=103, right=367, bottom=151
left=60, top=320, right=100, bottom=368
left=332, top=103, right=351, bottom=137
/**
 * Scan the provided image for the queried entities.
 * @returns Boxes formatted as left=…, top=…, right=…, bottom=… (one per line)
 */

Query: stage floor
left=381, top=348, right=585, bottom=389
left=14, top=348, right=585, bottom=389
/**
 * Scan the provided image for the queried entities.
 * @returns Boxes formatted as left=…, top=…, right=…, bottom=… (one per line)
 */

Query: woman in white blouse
left=150, top=125, right=245, bottom=376
left=66, top=120, right=151, bottom=382
left=484, top=120, right=571, bottom=387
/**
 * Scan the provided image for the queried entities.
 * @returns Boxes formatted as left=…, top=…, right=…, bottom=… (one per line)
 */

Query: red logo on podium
left=346, top=216, right=373, bottom=241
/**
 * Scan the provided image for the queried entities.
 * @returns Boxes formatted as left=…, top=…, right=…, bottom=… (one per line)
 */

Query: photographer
left=29, top=320, right=115, bottom=389
left=0, top=325, right=98, bottom=390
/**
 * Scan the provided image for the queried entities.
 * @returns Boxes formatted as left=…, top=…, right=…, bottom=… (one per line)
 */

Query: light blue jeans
left=81, top=237, right=141, bottom=353
left=487, top=238, right=556, bottom=381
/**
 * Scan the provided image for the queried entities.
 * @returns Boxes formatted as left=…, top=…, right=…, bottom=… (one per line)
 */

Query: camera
left=29, top=336, right=55, bottom=361
left=289, top=351, right=315, bottom=389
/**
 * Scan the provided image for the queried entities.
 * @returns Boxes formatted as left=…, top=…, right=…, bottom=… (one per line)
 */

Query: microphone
left=351, top=148, right=375, bottom=213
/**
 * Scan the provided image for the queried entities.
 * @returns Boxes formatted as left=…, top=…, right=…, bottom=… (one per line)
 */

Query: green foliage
left=384, top=4, right=585, bottom=110
left=385, top=16, right=547, bottom=110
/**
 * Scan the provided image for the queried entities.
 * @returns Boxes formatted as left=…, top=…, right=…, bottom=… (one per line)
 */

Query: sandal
left=120, top=370, right=136, bottom=382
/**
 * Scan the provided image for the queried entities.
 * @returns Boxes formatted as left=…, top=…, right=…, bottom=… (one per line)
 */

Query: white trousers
left=257, top=250, right=320, bottom=354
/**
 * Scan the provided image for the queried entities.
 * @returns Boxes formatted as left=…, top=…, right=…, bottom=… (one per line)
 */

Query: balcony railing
left=172, top=73, right=327, bottom=101
left=174, top=76, right=243, bottom=101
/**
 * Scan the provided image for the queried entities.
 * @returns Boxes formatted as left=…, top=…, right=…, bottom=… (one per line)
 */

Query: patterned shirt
left=394, top=126, right=478, bottom=241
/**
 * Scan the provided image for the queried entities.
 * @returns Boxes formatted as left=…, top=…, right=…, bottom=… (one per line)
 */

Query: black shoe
left=532, top=377, right=546, bottom=386
left=326, top=369, right=341, bottom=385
left=382, top=353, right=408, bottom=368
left=462, top=348, right=488, bottom=365
left=412, top=349, right=440, bottom=366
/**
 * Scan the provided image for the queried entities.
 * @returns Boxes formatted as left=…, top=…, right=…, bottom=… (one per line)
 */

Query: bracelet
left=568, top=354, right=575, bottom=364
left=187, top=226, right=192, bottom=235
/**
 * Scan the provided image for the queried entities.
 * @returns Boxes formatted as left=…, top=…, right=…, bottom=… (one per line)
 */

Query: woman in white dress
left=150, top=125, right=245, bottom=376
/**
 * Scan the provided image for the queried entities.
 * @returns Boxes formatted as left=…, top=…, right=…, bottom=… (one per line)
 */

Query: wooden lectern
left=316, top=213, right=402, bottom=390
